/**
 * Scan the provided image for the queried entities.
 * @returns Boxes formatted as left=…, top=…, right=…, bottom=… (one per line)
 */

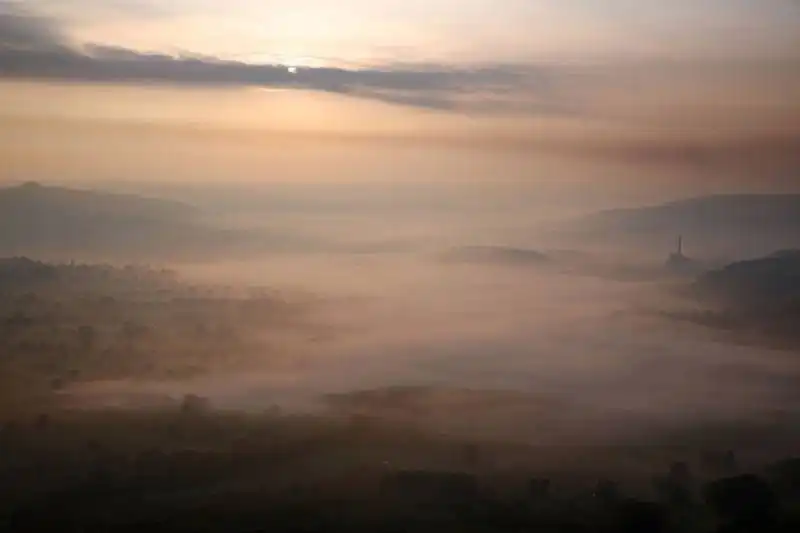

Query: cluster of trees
left=0, top=407, right=797, bottom=532
left=0, top=257, right=177, bottom=290
left=377, top=456, right=800, bottom=532
left=0, top=257, right=307, bottom=412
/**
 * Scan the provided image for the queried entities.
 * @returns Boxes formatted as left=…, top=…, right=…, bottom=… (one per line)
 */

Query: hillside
left=0, top=182, right=196, bottom=221
left=694, top=250, right=800, bottom=309
left=564, top=194, right=800, bottom=258
left=0, top=182, right=200, bottom=255
left=0, top=182, right=308, bottom=259
left=680, top=250, right=800, bottom=348
left=440, top=246, right=549, bottom=266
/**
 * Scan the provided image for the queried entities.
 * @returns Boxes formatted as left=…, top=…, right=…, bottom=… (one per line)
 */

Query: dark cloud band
left=0, top=4, right=551, bottom=113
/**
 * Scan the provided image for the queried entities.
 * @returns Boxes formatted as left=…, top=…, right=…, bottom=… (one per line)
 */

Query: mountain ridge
left=563, top=193, right=800, bottom=258
left=0, top=182, right=218, bottom=258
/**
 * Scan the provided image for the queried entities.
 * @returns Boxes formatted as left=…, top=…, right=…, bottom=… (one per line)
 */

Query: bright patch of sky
left=20, top=0, right=800, bottom=66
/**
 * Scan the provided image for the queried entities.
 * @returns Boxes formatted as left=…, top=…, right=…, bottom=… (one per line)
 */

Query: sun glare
left=283, top=55, right=326, bottom=68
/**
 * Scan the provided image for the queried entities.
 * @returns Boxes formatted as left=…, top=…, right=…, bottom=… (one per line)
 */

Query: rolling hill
left=0, top=182, right=235, bottom=258
left=694, top=249, right=800, bottom=308
left=563, top=194, right=800, bottom=258
left=440, top=245, right=549, bottom=266
left=683, top=250, right=800, bottom=348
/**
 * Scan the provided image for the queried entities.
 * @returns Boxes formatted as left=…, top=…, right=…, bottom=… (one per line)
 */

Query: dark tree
left=767, top=457, right=800, bottom=499
left=528, top=477, right=551, bottom=502
left=35, top=413, right=50, bottom=430
left=180, top=394, right=211, bottom=416
left=704, top=474, right=778, bottom=529
left=77, top=325, right=96, bottom=351
left=653, top=461, right=696, bottom=509
left=612, top=499, right=669, bottom=533
left=595, top=478, right=621, bottom=507
left=702, top=450, right=738, bottom=477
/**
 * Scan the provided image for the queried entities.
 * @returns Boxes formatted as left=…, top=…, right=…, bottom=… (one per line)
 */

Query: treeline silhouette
left=0, top=406, right=798, bottom=532
left=0, top=257, right=307, bottom=411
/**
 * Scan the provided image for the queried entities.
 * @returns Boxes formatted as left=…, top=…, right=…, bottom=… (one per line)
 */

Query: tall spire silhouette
left=666, top=234, right=696, bottom=275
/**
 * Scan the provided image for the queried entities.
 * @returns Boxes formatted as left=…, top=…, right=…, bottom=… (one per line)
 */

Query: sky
left=16, top=0, right=800, bottom=65
left=1, top=0, right=799, bottom=189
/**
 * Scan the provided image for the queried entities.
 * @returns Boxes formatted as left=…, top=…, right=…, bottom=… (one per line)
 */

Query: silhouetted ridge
left=567, top=194, right=800, bottom=256
left=589, top=194, right=800, bottom=232
left=441, top=245, right=549, bottom=265
left=0, top=182, right=195, bottom=221
left=0, top=183, right=225, bottom=258
left=695, top=250, right=800, bottom=307
left=0, top=256, right=58, bottom=284
left=678, top=250, right=800, bottom=347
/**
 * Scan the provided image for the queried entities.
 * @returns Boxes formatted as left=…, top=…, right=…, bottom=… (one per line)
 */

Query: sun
left=280, top=54, right=326, bottom=68
left=287, top=66, right=298, bottom=74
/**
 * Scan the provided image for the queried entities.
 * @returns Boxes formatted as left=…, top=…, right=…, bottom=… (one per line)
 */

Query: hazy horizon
left=1, top=3, right=799, bottom=531
left=2, top=0, right=799, bottom=197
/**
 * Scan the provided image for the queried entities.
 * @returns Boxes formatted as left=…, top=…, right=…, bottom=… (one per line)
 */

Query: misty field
left=1, top=253, right=799, bottom=532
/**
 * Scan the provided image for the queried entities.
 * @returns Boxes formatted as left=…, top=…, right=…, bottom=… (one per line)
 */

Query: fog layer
left=63, top=230, right=800, bottom=449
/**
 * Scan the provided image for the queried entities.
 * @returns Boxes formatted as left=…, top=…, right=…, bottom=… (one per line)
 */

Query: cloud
left=0, top=3, right=576, bottom=112
left=1, top=0, right=797, bottom=142
left=31, top=0, right=173, bottom=21
left=0, top=4, right=563, bottom=114
left=0, top=3, right=70, bottom=51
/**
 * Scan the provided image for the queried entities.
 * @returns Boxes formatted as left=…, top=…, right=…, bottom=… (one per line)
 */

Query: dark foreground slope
left=1, top=408, right=799, bottom=533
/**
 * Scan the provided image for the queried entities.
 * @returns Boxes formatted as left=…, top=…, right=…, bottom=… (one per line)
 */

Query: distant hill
left=0, top=182, right=195, bottom=221
left=564, top=194, right=800, bottom=258
left=0, top=182, right=327, bottom=259
left=682, top=250, right=800, bottom=348
left=0, top=182, right=229, bottom=258
left=694, top=249, right=800, bottom=308
left=0, top=256, right=58, bottom=285
left=440, top=246, right=549, bottom=266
